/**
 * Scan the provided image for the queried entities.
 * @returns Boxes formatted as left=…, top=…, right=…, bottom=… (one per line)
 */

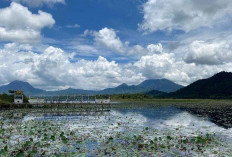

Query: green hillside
left=147, top=71, right=232, bottom=99
left=169, top=71, right=232, bottom=99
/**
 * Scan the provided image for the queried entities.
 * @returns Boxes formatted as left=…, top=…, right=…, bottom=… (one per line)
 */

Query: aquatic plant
left=0, top=107, right=231, bottom=156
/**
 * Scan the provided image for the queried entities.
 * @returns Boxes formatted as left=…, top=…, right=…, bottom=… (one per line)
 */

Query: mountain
left=0, top=81, right=94, bottom=96
left=0, top=79, right=183, bottom=96
left=100, top=79, right=183, bottom=94
left=46, top=88, right=96, bottom=95
left=99, top=83, right=145, bottom=94
left=0, top=80, right=45, bottom=95
left=167, top=71, right=232, bottom=99
left=138, top=79, right=183, bottom=93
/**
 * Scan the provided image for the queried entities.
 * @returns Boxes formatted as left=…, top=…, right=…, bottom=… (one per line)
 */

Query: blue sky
left=0, top=0, right=172, bottom=57
left=0, top=0, right=232, bottom=90
left=38, top=0, right=173, bottom=60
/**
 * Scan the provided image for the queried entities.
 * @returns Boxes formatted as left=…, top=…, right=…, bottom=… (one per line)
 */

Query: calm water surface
left=1, top=104, right=232, bottom=156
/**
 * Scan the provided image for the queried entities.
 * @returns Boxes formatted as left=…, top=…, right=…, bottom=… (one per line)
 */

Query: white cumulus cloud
left=133, top=49, right=232, bottom=86
left=0, top=43, right=144, bottom=90
left=147, top=43, right=163, bottom=54
left=140, top=0, right=232, bottom=32
left=1, top=41, right=232, bottom=90
left=0, top=2, right=55, bottom=43
left=92, top=27, right=164, bottom=58
left=134, top=53, right=175, bottom=79
left=94, top=27, right=125, bottom=54
left=184, top=40, right=232, bottom=65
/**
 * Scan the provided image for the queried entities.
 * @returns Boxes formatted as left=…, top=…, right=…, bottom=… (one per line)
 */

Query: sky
left=0, top=0, right=232, bottom=91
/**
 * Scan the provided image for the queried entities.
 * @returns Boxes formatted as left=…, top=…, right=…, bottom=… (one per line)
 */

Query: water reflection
left=115, top=107, right=182, bottom=120
left=1, top=105, right=232, bottom=156
left=181, top=107, right=232, bottom=129
left=114, top=106, right=232, bottom=129
left=1, top=105, right=232, bottom=129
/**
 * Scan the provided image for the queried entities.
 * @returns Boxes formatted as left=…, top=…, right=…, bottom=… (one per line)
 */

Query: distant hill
left=46, top=88, right=96, bottom=95
left=0, top=79, right=183, bottom=96
left=167, top=71, right=232, bottom=99
left=0, top=80, right=45, bottom=95
left=138, top=79, right=183, bottom=93
left=99, top=83, right=145, bottom=94
left=100, top=79, right=183, bottom=94
left=0, top=81, right=95, bottom=96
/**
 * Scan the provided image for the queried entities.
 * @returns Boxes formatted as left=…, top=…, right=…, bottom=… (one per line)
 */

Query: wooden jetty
left=0, top=103, right=111, bottom=111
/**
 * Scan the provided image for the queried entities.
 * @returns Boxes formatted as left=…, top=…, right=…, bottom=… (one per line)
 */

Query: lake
left=0, top=103, right=232, bottom=156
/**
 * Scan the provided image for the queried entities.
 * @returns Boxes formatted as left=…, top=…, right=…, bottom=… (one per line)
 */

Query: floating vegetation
left=0, top=106, right=232, bottom=156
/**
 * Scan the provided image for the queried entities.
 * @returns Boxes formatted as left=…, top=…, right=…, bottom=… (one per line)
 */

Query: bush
left=0, top=93, right=29, bottom=103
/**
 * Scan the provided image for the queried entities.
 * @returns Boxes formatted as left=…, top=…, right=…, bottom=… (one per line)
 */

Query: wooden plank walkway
left=0, top=103, right=111, bottom=111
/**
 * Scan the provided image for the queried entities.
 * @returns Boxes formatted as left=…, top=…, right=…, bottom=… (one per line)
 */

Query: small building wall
left=14, top=95, right=23, bottom=104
